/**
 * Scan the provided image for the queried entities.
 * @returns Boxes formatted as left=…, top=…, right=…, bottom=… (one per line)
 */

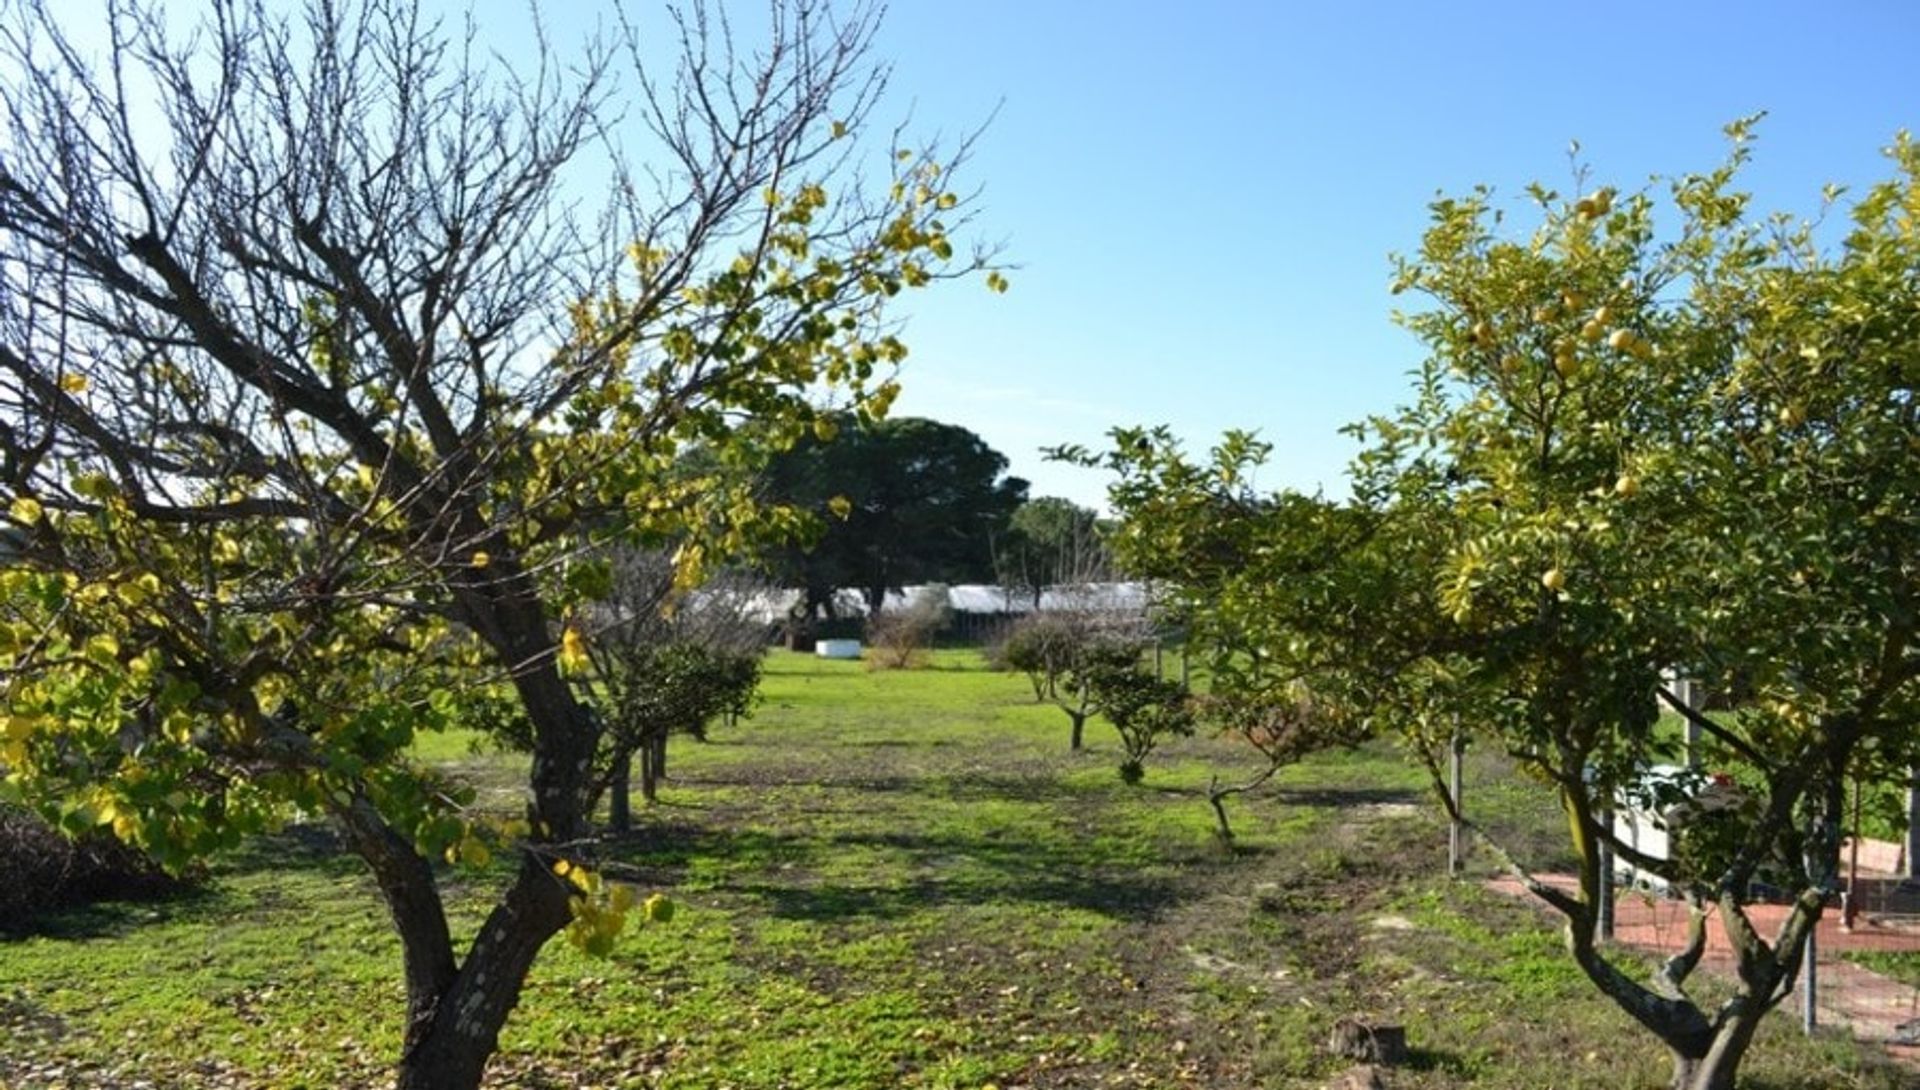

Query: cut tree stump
left=1328, top=1018, right=1408, bottom=1066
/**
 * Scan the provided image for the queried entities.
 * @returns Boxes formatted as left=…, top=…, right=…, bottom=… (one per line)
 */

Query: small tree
left=570, top=550, right=769, bottom=826
left=1052, top=438, right=1384, bottom=832
left=1075, top=659, right=1194, bottom=784
left=996, top=609, right=1150, bottom=750
left=866, top=583, right=950, bottom=668
left=600, top=643, right=761, bottom=816
left=1197, top=689, right=1366, bottom=843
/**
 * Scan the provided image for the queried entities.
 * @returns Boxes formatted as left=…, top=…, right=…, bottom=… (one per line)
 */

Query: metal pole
left=1448, top=730, right=1465, bottom=877
left=1597, top=809, right=1614, bottom=941
left=1905, top=769, right=1919, bottom=887
left=1677, top=677, right=1702, bottom=769
left=1802, top=927, right=1818, bottom=1034
left=1844, top=775, right=1863, bottom=930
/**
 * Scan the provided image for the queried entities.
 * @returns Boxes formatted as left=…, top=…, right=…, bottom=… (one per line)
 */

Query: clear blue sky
left=48, top=1, right=1920, bottom=509
left=851, top=1, right=1920, bottom=509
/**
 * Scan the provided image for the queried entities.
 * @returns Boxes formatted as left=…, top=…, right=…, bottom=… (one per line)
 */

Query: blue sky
left=851, top=1, right=1920, bottom=508
left=44, top=1, right=1920, bottom=509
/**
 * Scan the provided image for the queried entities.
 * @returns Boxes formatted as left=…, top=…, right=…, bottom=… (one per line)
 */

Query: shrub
left=0, top=804, right=194, bottom=931
left=866, top=585, right=951, bottom=669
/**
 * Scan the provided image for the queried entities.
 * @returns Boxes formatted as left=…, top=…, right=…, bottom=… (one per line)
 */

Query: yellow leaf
left=116, top=575, right=157, bottom=607
left=59, top=373, right=88, bottom=393
left=831, top=120, right=848, bottom=139
left=470, top=551, right=491, bottom=569
left=73, top=473, right=115, bottom=501
left=559, top=626, right=589, bottom=675
left=85, top=633, right=120, bottom=665
left=10, top=496, right=43, bottom=525
left=827, top=495, right=853, bottom=520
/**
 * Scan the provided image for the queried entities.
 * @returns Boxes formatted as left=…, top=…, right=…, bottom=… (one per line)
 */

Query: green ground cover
left=1843, top=950, right=1920, bottom=990
left=1, top=650, right=1907, bottom=1088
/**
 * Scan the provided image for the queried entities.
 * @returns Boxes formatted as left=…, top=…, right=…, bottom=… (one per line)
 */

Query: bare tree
left=0, top=0, right=985, bottom=1086
left=993, top=496, right=1111, bottom=609
left=866, top=581, right=950, bottom=668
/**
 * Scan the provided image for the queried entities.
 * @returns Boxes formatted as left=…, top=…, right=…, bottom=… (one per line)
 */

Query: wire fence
left=1576, top=867, right=1920, bottom=1063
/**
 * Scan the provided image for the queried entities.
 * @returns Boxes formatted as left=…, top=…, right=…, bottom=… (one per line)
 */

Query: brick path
left=1487, top=872, right=1920, bottom=1068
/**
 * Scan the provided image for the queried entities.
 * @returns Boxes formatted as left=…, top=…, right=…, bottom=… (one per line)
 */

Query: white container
left=815, top=639, right=862, bottom=660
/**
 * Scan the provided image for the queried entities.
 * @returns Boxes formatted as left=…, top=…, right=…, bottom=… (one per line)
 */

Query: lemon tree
left=1080, top=124, right=1920, bottom=1090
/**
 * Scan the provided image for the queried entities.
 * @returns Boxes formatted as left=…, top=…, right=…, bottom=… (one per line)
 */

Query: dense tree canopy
left=0, top=1, right=992, bottom=1086
left=1081, top=124, right=1920, bottom=1090
left=761, top=414, right=1027, bottom=617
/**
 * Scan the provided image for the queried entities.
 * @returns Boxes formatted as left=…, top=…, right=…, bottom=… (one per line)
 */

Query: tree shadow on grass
left=4, top=878, right=224, bottom=941
left=607, top=819, right=1188, bottom=924
left=5, top=824, right=366, bottom=941
left=690, top=767, right=1134, bottom=803
left=1269, top=785, right=1425, bottom=809
left=730, top=869, right=1180, bottom=923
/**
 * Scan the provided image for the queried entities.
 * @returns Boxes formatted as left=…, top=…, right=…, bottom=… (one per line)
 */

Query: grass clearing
left=2, top=650, right=1908, bottom=1088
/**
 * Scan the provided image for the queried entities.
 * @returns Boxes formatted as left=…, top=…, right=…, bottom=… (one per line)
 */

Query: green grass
left=1844, top=950, right=1920, bottom=989
left=2, top=650, right=1910, bottom=1089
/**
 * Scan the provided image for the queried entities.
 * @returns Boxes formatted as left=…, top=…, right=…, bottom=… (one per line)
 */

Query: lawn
left=0, top=650, right=1907, bottom=1089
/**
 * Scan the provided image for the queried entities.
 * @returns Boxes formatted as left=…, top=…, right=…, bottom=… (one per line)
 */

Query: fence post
left=1802, top=927, right=1818, bottom=1034
left=1675, top=676, right=1703, bottom=768
left=1448, top=729, right=1465, bottom=877
left=1905, top=769, right=1919, bottom=887
left=1597, top=807, right=1614, bottom=941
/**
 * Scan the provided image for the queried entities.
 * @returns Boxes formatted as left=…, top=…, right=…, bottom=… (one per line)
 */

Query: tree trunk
left=335, top=779, right=579, bottom=1090
left=1549, top=784, right=1813, bottom=1090
left=1669, top=1000, right=1767, bottom=1090
left=1207, top=778, right=1234, bottom=842
left=639, top=732, right=664, bottom=804
left=393, top=857, right=574, bottom=1090
left=372, top=582, right=597, bottom=1090
left=1069, top=710, right=1087, bottom=751
left=608, top=751, right=633, bottom=834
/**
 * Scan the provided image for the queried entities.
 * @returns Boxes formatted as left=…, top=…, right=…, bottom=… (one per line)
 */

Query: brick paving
left=1488, top=871, right=1920, bottom=1068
